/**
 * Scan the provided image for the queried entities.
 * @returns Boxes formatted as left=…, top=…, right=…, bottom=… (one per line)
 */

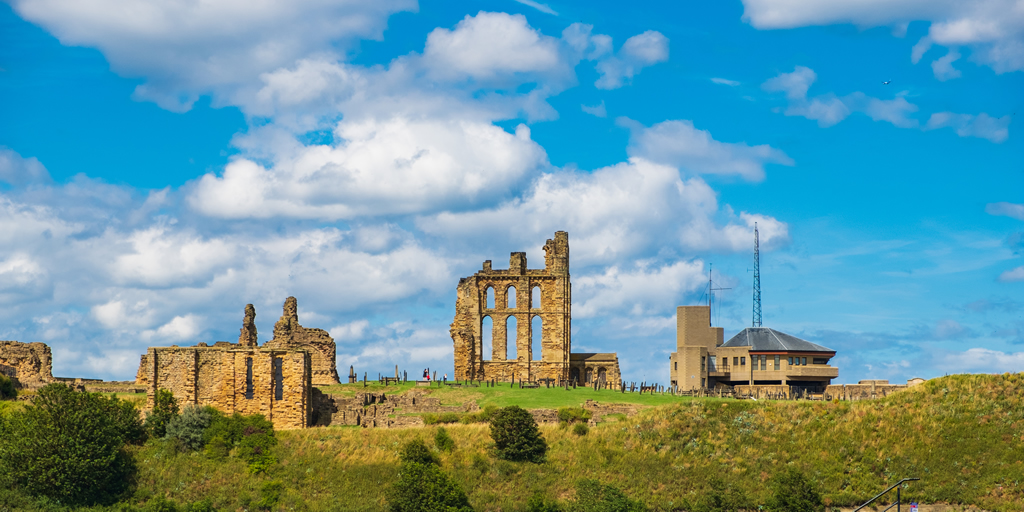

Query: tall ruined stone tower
left=262, top=297, right=339, bottom=385
left=238, top=304, right=259, bottom=347
left=450, top=231, right=573, bottom=383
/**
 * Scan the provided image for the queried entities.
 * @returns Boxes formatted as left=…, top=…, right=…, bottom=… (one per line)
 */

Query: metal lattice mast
left=752, top=223, right=762, bottom=327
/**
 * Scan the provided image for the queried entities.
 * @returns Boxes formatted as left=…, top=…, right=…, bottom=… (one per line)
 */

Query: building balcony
left=707, top=365, right=838, bottom=381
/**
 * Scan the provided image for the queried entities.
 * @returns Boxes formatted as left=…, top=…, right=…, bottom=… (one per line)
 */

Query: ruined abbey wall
left=262, top=297, right=339, bottom=386
left=451, top=232, right=621, bottom=387
left=144, top=344, right=312, bottom=430
left=0, top=340, right=54, bottom=389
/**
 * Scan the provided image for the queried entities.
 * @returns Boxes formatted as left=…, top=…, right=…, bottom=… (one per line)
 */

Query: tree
left=0, top=384, right=139, bottom=506
left=386, top=462, right=473, bottom=512
left=489, top=405, right=547, bottom=463
left=401, top=438, right=440, bottom=465
left=766, top=468, right=824, bottom=512
left=146, top=388, right=179, bottom=438
left=166, top=404, right=215, bottom=451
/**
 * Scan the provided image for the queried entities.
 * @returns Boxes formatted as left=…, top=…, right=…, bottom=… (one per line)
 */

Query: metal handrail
left=853, top=478, right=920, bottom=512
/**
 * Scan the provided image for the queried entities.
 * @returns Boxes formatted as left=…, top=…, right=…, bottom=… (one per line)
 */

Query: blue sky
left=0, top=0, right=1021, bottom=384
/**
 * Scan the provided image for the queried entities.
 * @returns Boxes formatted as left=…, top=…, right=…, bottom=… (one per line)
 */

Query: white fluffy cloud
left=1000, top=266, right=1024, bottom=282
left=0, top=148, right=51, bottom=186
left=935, top=347, right=1024, bottom=373
left=9, top=0, right=417, bottom=111
left=190, top=119, right=547, bottom=219
left=418, top=157, right=789, bottom=265
left=593, top=30, right=670, bottom=89
left=574, top=260, right=707, bottom=318
left=763, top=66, right=1009, bottom=140
left=620, top=118, right=793, bottom=182
left=987, top=202, right=1024, bottom=220
left=741, top=0, right=1024, bottom=75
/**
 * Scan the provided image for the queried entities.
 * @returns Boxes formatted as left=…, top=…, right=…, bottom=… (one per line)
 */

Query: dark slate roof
left=720, top=327, right=834, bottom=353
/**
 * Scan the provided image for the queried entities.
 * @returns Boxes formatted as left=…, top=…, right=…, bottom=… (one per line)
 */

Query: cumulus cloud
left=925, top=112, right=1011, bottom=142
left=190, top=119, right=547, bottom=220
left=594, top=30, right=670, bottom=89
left=741, top=0, right=1024, bottom=75
left=987, top=202, right=1024, bottom=220
left=763, top=66, right=1009, bottom=139
left=619, top=118, right=793, bottom=181
left=935, top=347, right=1024, bottom=374
left=574, top=260, right=707, bottom=318
left=0, top=148, right=51, bottom=186
left=581, top=100, right=607, bottom=117
left=931, top=48, right=964, bottom=80
left=1000, top=266, right=1024, bottom=282
left=418, top=157, right=789, bottom=265
left=9, top=0, right=417, bottom=111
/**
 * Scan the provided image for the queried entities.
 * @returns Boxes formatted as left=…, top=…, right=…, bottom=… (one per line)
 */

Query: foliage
left=567, top=479, right=647, bottom=512
left=0, top=373, right=15, bottom=399
left=386, top=462, right=473, bottom=512
left=525, top=493, right=564, bottom=512
left=460, top=405, right=498, bottom=424
left=435, top=426, right=456, bottom=452
left=765, top=468, right=823, bottom=512
left=401, top=438, right=440, bottom=465
left=200, top=411, right=277, bottom=472
left=691, top=477, right=752, bottom=512
left=490, top=405, right=547, bottom=463
left=571, top=422, right=589, bottom=436
left=253, top=480, right=283, bottom=511
left=424, top=412, right=462, bottom=424
left=145, top=389, right=179, bottom=438
left=165, top=404, right=215, bottom=451
left=0, top=383, right=138, bottom=506
left=557, top=407, right=592, bottom=424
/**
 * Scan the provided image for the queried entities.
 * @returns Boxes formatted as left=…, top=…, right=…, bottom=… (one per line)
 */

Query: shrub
left=201, top=412, right=277, bottom=472
left=386, top=462, right=473, bottom=512
left=568, top=479, right=647, bottom=512
left=691, top=477, right=751, bottom=512
left=557, top=407, right=592, bottom=424
left=489, top=405, right=547, bottom=463
left=400, top=438, right=440, bottom=465
left=572, top=422, right=589, bottom=436
left=145, top=389, right=179, bottom=438
left=460, top=405, right=498, bottom=424
left=165, top=404, right=215, bottom=451
left=526, top=494, right=564, bottom=512
left=0, top=383, right=138, bottom=506
left=0, top=374, right=15, bottom=399
left=109, top=395, right=148, bottom=445
left=766, top=468, right=823, bottom=512
left=435, top=426, right=456, bottom=452
left=254, top=480, right=283, bottom=511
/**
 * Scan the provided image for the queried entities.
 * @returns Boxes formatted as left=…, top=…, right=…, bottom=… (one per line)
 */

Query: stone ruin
left=450, top=231, right=622, bottom=387
left=0, top=340, right=55, bottom=389
left=138, top=297, right=339, bottom=430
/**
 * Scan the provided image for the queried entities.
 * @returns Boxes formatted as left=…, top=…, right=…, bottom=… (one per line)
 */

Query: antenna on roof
left=708, top=263, right=731, bottom=327
left=752, top=223, right=762, bottom=327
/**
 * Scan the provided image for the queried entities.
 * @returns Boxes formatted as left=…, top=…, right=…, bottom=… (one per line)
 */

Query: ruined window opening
left=486, top=287, right=494, bottom=309
left=585, top=368, right=593, bottom=384
left=598, top=367, right=607, bottom=382
left=507, top=286, right=516, bottom=308
left=506, top=316, right=518, bottom=360
left=273, top=357, right=284, bottom=401
left=481, top=316, right=493, bottom=361
left=245, top=357, right=254, bottom=400
left=571, top=367, right=580, bottom=384
left=531, top=315, right=543, bottom=361
left=531, top=286, right=541, bottom=309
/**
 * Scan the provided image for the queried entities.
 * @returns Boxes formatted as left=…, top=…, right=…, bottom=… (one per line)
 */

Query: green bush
left=145, top=389, right=179, bottom=438
left=201, top=411, right=277, bottom=472
left=0, top=374, right=15, bottom=399
left=254, top=480, right=283, bottom=511
left=691, top=477, right=751, bottom=512
left=572, top=422, right=589, bottom=436
left=435, top=426, right=456, bottom=452
left=0, top=383, right=138, bottom=506
left=386, top=462, right=473, bottom=512
left=557, top=407, right=592, bottom=424
left=400, top=438, right=440, bottom=465
left=526, top=493, right=564, bottom=512
left=568, top=479, right=647, bottom=512
left=489, top=405, right=547, bottom=463
left=766, top=468, right=823, bottom=512
left=460, top=405, right=498, bottom=424
left=165, top=404, right=215, bottom=451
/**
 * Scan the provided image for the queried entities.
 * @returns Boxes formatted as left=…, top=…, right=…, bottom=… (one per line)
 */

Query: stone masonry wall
left=0, top=340, right=55, bottom=389
left=451, top=232, right=578, bottom=383
left=263, top=297, right=339, bottom=386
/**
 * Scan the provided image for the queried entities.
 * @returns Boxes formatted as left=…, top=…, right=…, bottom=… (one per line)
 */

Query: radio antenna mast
left=752, top=223, right=762, bottom=327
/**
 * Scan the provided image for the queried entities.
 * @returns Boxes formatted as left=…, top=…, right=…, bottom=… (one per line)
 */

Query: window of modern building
left=802, top=357, right=807, bottom=365
left=813, top=358, right=829, bottom=365
left=761, top=355, right=767, bottom=371
left=701, top=356, right=706, bottom=371
left=733, top=356, right=738, bottom=366
left=740, top=357, right=746, bottom=366
left=788, top=357, right=794, bottom=365
left=674, top=361, right=678, bottom=370
left=709, top=356, right=717, bottom=371
left=774, top=355, right=780, bottom=369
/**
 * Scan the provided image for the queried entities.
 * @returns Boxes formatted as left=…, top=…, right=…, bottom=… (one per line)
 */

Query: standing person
left=444, top=373, right=448, bottom=384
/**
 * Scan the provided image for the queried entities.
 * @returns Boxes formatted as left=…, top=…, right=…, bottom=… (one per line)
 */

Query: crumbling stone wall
left=144, top=344, right=312, bottom=430
left=450, top=232, right=621, bottom=387
left=311, top=390, right=476, bottom=428
left=0, top=340, right=55, bottom=389
left=263, top=297, right=339, bottom=385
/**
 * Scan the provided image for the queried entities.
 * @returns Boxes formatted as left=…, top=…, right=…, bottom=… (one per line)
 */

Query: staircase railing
left=853, top=478, right=920, bottom=512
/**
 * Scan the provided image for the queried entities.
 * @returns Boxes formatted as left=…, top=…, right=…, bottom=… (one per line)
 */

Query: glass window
left=701, top=356, right=706, bottom=371
left=802, top=357, right=807, bottom=366
left=740, top=357, right=746, bottom=366
left=788, top=357, right=794, bottom=365
left=761, top=355, right=767, bottom=371
left=674, top=361, right=678, bottom=370
left=775, top=355, right=780, bottom=369
left=733, top=357, right=738, bottom=366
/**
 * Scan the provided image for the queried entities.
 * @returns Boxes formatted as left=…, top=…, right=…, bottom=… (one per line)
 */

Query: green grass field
left=3, top=373, right=1024, bottom=511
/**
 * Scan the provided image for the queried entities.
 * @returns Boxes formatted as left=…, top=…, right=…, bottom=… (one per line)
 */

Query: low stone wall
left=311, top=390, right=478, bottom=429
left=825, top=383, right=908, bottom=401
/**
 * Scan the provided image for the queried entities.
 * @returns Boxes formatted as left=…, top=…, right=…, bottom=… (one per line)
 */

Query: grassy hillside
left=3, top=373, right=1023, bottom=511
